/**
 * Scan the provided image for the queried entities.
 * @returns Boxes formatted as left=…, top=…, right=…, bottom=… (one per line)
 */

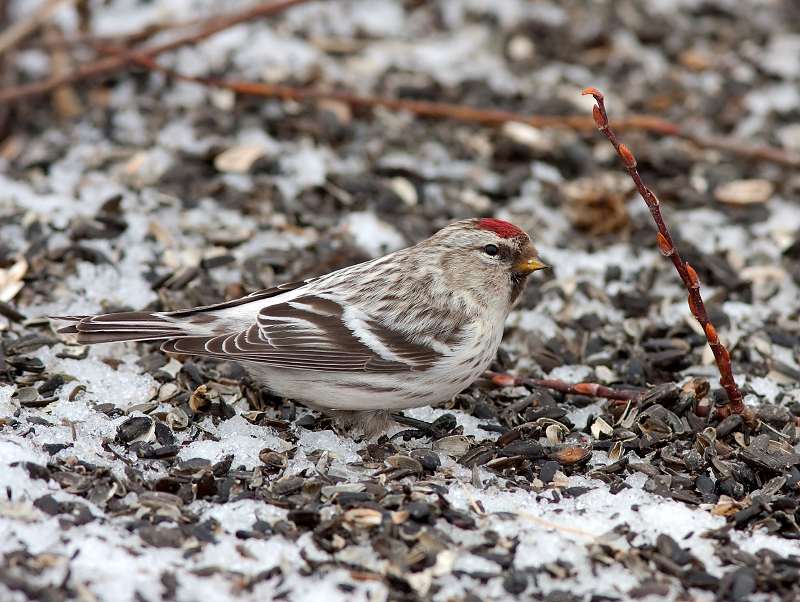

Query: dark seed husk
left=6, top=334, right=57, bottom=355
left=498, top=440, right=545, bottom=460
left=0, top=300, right=26, bottom=323
left=271, top=476, right=305, bottom=496
left=37, top=374, right=64, bottom=397
left=496, top=428, right=522, bottom=447
left=172, top=458, right=212, bottom=477
left=410, top=449, right=441, bottom=471
left=288, top=509, right=321, bottom=529
left=716, top=414, right=743, bottom=438
left=457, top=445, right=495, bottom=468
left=7, top=355, right=45, bottom=373
left=117, top=416, right=155, bottom=444
left=139, top=491, right=184, bottom=508
left=739, top=448, right=782, bottom=473
left=524, top=406, right=568, bottom=422
left=539, top=461, right=559, bottom=483
left=139, top=525, right=185, bottom=548
left=502, top=571, right=528, bottom=594
left=756, top=404, right=794, bottom=427
left=88, top=481, right=118, bottom=506
left=154, top=421, right=175, bottom=445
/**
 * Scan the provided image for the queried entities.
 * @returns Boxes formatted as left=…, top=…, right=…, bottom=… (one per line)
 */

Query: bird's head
left=428, top=218, right=548, bottom=310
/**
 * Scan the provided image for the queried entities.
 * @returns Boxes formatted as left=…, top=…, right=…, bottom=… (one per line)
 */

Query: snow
left=339, top=212, right=407, bottom=258
left=2, top=0, right=799, bottom=601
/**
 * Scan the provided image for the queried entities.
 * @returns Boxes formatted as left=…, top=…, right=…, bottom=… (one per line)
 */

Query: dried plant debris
left=3, top=0, right=800, bottom=601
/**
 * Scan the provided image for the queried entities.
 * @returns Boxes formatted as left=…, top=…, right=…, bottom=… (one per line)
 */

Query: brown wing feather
left=57, top=312, right=187, bottom=344
left=159, top=296, right=451, bottom=373
left=56, top=287, right=455, bottom=373
left=53, top=281, right=311, bottom=345
left=167, top=281, right=308, bottom=317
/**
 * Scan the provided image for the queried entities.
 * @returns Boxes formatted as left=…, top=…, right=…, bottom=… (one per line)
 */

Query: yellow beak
left=516, top=256, right=550, bottom=275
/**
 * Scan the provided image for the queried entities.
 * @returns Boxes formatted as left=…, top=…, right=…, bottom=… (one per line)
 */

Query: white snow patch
left=339, top=212, right=407, bottom=258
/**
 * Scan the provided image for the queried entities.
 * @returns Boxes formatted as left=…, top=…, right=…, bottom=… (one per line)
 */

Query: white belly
left=245, top=326, right=501, bottom=412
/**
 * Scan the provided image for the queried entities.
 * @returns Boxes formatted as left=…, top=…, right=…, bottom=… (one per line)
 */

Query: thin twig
left=45, top=23, right=81, bottom=118
left=205, top=80, right=679, bottom=134
left=95, top=48, right=682, bottom=136
left=101, top=440, right=132, bottom=466
left=19, top=25, right=193, bottom=52
left=457, top=480, right=487, bottom=516
left=0, top=0, right=315, bottom=104
left=0, top=1, right=15, bottom=137
left=690, top=133, right=800, bottom=167
left=75, top=0, right=91, bottom=35
left=0, top=0, right=75, bottom=56
left=113, top=48, right=800, bottom=170
left=481, top=370, right=643, bottom=403
left=582, top=88, right=747, bottom=419
left=515, top=510, right=608, bottom=542
left=4, top=25, right=800, bottom=170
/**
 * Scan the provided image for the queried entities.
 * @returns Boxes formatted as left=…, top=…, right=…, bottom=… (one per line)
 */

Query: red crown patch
left=476, top=218, right=525, bottom=239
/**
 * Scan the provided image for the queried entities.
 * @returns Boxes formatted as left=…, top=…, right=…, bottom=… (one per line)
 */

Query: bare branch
left=0, top=0, right=316, bottom=104
left=0, top=0, right=75, bottom=57
left=481, top=370, right=642, bottom=403
left=581, top=88, right=750, bottom=420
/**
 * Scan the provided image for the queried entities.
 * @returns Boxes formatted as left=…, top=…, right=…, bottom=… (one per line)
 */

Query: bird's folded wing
left=54, top=281, right=312, bottom=344
left=161, top=295, right=446, bottom=373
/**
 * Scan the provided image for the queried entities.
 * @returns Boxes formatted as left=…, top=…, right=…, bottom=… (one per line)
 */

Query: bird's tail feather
left=55, top=312, right=191, bottom=345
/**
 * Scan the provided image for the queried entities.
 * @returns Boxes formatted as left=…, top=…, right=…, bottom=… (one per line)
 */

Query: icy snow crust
left=2, top=0, right=800, bottom=601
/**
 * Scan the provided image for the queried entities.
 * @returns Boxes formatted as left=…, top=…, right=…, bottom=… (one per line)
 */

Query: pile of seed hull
left=2, top=1, right=800, bottom=601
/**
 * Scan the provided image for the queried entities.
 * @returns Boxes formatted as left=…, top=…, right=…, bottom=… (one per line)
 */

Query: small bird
left=57, top=218, right=548, bottom=435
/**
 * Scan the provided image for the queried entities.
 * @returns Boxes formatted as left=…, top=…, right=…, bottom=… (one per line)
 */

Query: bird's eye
left=484, top=244, right=499, bottom=256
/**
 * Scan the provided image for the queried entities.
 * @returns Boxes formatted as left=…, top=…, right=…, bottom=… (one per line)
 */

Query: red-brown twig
left=106, top=48, right=800, bottom=169
left=210, top=80, right=678, bottom=134
left=0, top=0, right=75, bottom=56
left=18, top=25, right=187, bottom=52
left=689, top=133, right=800, bottom=167
left=4, top=24, right=800, bottom=170
left=481, top=370, right=642, bottom=403
left=0, top=0, right=314, bottom=105
left=91, top=47, right=680, bottom=136
left=582, top=88, right=746, bottom=418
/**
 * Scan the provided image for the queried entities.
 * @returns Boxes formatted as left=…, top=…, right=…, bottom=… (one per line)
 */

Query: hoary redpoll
left=57, top=218, right=548, bottom=435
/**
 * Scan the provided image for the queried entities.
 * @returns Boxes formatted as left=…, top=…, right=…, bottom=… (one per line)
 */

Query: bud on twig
left=584, top=88, right=744, bottom=415
left=657, top=233, right=673, bottom=256
left=686, top=263, right=700, bottom=289
left=490, top=373, right=516, bottom=387
left=482, top=371, right=641, bottom=402
left=687, top=294, right=698, bottom=318
left=574, top=383, right=600, bottom=395
left=592, top=105, right=604, bottom=129
left=581, top=88, right=603, bottom=101
left=619, top=144, right=636, bottom=168
left=645, top=187, right=659, bottom=206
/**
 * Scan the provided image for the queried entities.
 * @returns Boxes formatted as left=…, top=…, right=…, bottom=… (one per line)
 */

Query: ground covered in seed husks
left=2, top=1, right=800, bottom=601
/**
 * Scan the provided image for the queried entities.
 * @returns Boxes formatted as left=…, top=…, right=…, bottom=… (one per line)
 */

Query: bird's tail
left=55, top=312, right=193, bottom=345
